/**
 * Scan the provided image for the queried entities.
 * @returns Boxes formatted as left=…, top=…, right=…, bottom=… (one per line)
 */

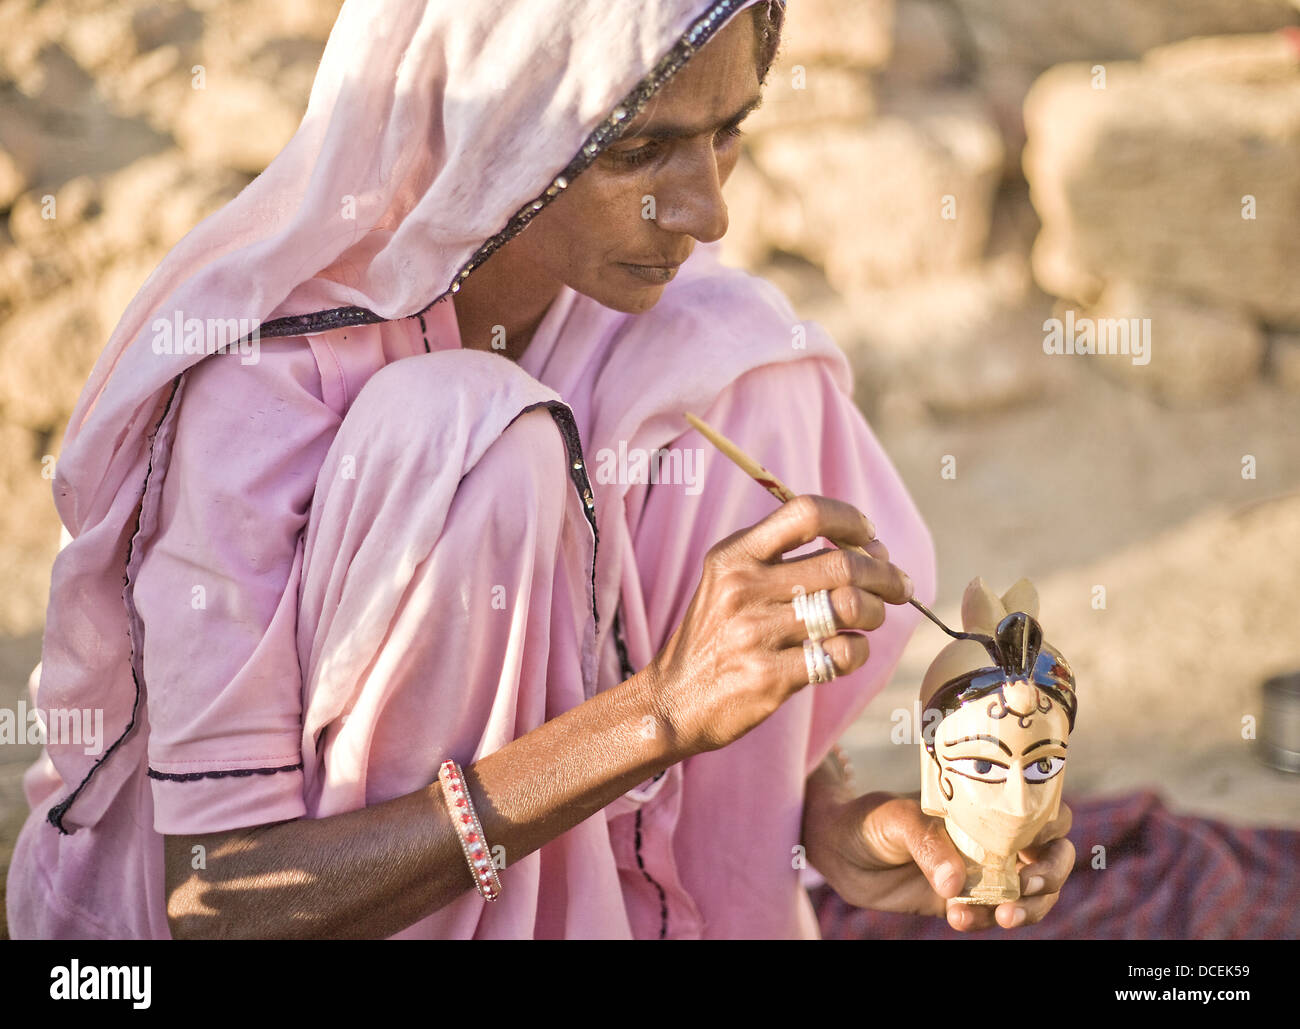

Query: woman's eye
left=1023, top=756, right=1066, bottom=783
left=945, top=758, right=1007, bottom=783
left=606, top=123, right=744, bottom=170
left=606, top=140, right=662, bottom=169
left=715, top=123, right=745, bottom=145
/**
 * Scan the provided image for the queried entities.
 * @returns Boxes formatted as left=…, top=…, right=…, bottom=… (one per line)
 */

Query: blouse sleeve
left=628, top=353, right=938, bottom=773
left=131, top=337, right=343, bottom=835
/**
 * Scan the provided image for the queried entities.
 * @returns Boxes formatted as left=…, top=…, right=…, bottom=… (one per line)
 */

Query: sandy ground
left=2, top=356, right=1298, bottom=938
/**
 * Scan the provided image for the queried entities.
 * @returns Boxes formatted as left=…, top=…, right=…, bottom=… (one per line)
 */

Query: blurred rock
left=1145, top=28, right=1300, bottom=82
left=1267, top=331, right=1300, bottom=393
left=749, top=89, right=1003, bottom=291
left=844, top=254, right=1064, bottom=420
left=0, top=149, right=26, bottom=210
left=878, top=0, right=968, bottom=88
left=781, top=0, right=894, bottom=69
left=1024, top=46, right=1300, bottom=327
left=0, top=423, right=59, bottom=635
left=0, top=49, right=171, bottom=193
left=174, top=77, right=304, bottom=173
left=747, top=65, right=876, bottom=133
left=719, top=150, right=780, bottom=270
left=1079, top=282, right=1266, bottom=405
left=131, top=2, right=203, bottom=54
left=61, top=7, right=139, bottom=75
left=93, top=151, right=245, bottom=253
left=948, top=0, right=1298, bottom=74
left=8, top=175, right=100, bottom=248
left=0, top=292, right=102, bottom=428
left=973, top=63, right=1036, bottom=182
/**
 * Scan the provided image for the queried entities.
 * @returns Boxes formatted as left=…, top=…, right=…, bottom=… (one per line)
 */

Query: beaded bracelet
left=437, top=759, right=502, bottom=901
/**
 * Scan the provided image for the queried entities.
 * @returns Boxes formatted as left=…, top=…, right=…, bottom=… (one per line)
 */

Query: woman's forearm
left=165, top=666, right=680, bottom=939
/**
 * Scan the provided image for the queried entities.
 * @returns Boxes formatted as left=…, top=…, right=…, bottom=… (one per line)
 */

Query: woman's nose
left=655, top=141, right=730, bottom=244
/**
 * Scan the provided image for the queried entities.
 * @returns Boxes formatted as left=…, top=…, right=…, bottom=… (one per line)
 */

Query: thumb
left=855, top=793, right=967, bottom=898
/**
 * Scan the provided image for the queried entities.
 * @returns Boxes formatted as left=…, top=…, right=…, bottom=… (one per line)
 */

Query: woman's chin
left=603, top=277, right=672, bottom=313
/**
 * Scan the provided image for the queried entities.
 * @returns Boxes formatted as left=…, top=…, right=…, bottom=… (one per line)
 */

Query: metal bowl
left=1259, top=671, right=1300, bottom=774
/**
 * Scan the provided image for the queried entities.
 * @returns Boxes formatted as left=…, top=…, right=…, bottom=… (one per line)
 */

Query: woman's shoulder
left=181, top=316, right=425, bottom=423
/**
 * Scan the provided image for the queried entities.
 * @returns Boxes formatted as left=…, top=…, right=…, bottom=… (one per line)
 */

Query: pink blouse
left=11, top=251, right=935, bottom=939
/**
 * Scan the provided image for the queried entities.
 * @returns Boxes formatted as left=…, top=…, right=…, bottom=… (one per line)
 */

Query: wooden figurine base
left=950, top=863, right=1020, bottom=905
left=950, top=888, right=1019, bottom=906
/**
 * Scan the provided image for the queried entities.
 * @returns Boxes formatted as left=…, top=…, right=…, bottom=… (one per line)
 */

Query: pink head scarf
left=41, top=0, right=787, bottom=834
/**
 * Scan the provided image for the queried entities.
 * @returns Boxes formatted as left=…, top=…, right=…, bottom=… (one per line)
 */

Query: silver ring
left=803, top=637, right=819, bottom=684
left=804, top=638, right=837, bottom=684
left=794, top=589, right=836, bottom=642
left=818, top=643, right=837, bottom=682
left=808, top=589, right=836, bottom=641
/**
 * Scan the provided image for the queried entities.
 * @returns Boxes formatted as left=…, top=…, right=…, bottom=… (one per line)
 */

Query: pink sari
left=6, top=0, right=935, bottom=938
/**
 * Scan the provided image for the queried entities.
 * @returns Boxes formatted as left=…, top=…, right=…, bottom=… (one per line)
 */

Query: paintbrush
left=683, top=411, right=974, bottom=642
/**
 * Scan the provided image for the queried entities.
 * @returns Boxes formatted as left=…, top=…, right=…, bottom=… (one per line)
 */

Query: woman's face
left=509, top=8, right=764, bottom=314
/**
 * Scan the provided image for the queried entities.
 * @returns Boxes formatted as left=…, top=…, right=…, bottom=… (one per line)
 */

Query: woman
left=7, top=0, right=1074, bottom=938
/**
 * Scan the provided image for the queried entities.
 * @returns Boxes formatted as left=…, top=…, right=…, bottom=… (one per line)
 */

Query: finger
left=783, top=543, right=913, bottom=607
left=1019, top=837, right=1076, bottom=898
left=781, top=631, right=871, bottom=694
left=1025, top=801, right=1073, bottom=854
left=782, top=539, right=892, bottom=565
left=779, top=586, right=886, bottom=644
left=856, top=797, right=967, bottom=899
left=833, top=538, right=892, bottom=564
left=734, top=494, right=878, bottom=565
left=949, top=841, right=1075, bottom=932
left=993, top=889, right=1061, bottom=929
left=947, top=901, right=999, bottom=933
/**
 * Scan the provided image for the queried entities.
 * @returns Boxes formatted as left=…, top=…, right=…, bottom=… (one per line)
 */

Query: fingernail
left=935, top=861, right=961, bottom=891
left=1010, top=906, right=1027, bottom=927
left=865, top=517, right=877, bottom=540
left=1026, top=875, right=1045, bottom=895
left=901, top=573, right=914, bottom=600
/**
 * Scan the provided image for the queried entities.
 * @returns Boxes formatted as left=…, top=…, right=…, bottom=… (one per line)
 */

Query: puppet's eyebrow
left=626, top=93, right=763, bottom=141
left=941, top=734, right=1011, bottom=755
left=1022, top=738, right=1068, bottom=755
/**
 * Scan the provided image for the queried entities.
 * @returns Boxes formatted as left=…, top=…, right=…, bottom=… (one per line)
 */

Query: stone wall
left=2, top=0, right=1299, bottom=631
left=0, top=0, right=339, bottom=633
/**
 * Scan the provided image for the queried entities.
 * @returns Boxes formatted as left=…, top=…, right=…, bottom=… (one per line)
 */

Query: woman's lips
left=619, top=262, right=680, bottom=284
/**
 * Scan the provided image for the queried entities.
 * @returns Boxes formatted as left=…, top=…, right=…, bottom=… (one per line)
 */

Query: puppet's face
left=921, top=679, right=1070, bottom=859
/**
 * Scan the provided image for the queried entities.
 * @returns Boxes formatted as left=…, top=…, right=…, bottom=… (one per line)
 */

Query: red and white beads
left=438, top=759, right=502, bottom=902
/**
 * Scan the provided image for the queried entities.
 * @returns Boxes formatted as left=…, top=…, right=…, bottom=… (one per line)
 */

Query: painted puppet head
left=919, top=578, right=1077, bottom=861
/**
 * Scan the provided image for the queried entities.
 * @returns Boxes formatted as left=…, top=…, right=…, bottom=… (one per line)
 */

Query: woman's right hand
left=644, top=494, right=915, bottom=760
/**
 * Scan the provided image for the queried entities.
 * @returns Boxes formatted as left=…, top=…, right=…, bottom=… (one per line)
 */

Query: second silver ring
left=803, top=638, right=837, bottom=685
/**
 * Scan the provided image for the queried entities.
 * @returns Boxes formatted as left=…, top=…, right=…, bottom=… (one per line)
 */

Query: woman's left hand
left=803, top=790, right=1075, bottom=932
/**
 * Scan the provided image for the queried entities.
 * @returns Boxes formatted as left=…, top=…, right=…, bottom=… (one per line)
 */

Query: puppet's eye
left=945, top=758, right=1007, bottom=783
left=1023, top=756, right=1066, bottom=783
